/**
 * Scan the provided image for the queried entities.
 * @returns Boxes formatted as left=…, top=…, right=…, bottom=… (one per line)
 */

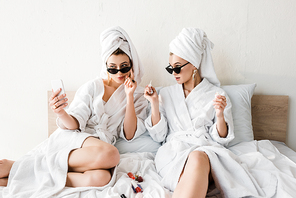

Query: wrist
left=57, top=109, right=68, bottom=118
left=126, top=94, right=134, bottom=104
left=151, top=101, right=159, bottom=110
left=150, top=97, right=159, bottom=105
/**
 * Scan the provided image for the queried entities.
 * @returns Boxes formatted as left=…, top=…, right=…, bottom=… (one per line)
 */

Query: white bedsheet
left=1, top=140, right=296, bottom=198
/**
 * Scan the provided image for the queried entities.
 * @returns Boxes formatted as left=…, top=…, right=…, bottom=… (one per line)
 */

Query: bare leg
left=68, top=137, right=120, bottom=172
left=65, top=137, right=120, bottom=187
left=0, top=178, right=8, bottom=186
left=0, top=159, right=14, bottom=178
left=66, top=169, right=111, bottom=187
left=172, top=151, right=210, bottom=198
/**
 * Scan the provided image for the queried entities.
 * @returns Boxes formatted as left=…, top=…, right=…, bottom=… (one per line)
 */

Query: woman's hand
left=124, top=70, right=137, bottom=97
left=213, top=94, right=227, bottom=118
left=144, top=84, right=160, bottom=126
left=49, top=88, right=68, bottom=117
left=144, top=85, right=158, bottom=104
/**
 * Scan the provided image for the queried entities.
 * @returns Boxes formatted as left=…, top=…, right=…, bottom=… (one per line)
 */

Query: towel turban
left=169, top=27, right=220, bottom=86
left=100, top=26, right=144, bottom=83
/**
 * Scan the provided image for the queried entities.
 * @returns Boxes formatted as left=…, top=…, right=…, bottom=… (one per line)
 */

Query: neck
left=109, top=79, right=122, bottom=89
left=183, top=76, right=202, bottom=92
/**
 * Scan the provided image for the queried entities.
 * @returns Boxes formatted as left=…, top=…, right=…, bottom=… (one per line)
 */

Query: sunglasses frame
left=107, top=66, right=132, bottom=74
left=165, top=62, right=190, bottom=74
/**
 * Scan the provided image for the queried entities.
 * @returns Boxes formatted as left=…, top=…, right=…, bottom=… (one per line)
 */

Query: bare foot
left=0, top=178, right=8, bottom=186
left=0, top=159, right=14, bottom=178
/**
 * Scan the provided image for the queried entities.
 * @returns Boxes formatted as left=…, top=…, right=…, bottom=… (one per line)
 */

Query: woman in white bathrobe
left=0, top=26, right=148, bottom=196
left=144, top=28, right=234, bottom=198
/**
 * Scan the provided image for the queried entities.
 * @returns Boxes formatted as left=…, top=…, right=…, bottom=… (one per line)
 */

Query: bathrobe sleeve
left=57, top=80, right=96, bottom=132
left=119, top=88, right=148, bottom=142
left=145, top=93, right=168, bottom=143
left=208, top=92, right=235, bottom=146
left=145, top=114, right=168, bottom=143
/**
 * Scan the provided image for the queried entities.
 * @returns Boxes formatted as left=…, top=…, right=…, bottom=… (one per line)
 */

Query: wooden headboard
left=48, top=91, right=289, bottom=143
left=251, top=95, right=288, bottom=142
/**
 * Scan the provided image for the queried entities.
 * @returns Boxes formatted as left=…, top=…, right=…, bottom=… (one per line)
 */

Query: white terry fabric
left=1, top=141, right=296, bottom=198
left=146, top=78, right=234, bottom=145
left=145, top=79, right=296, bottom=197
left=2, top=26, right=148, bottom=197
left=145, top=78, right=234, bottom=190
left=2, top=77, right=148, bottom=198
left=66, top=77, right=148, bottom=144
left=226, top=140, right=296, bottom=198
left=2, top=130, right=117, bottom=198
left=100, top=26, right=144, bottom=84
left=169, top=27, right=220, bottom=86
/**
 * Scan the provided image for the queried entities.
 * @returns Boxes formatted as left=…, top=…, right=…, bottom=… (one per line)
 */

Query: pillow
left=221, top=84, right=256, bottom=147
left=114, top=131, right=161, bottom=154
left=114, top=84, right=256, bottom=152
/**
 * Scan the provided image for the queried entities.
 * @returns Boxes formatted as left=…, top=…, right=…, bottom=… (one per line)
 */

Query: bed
left=1, top=84, right=296, bottom=198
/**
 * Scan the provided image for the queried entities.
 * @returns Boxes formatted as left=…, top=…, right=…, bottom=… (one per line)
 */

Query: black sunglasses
left=165, top=62, right=190, bottom=74
left=107, top=66, right=132, bottom=74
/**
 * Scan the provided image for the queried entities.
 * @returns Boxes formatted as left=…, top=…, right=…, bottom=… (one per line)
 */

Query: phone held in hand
left=51, top=79, right=67, bottom=108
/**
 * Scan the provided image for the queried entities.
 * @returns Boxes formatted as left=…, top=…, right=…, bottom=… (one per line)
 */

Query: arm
left=123, top=76, right=138, bottom=140
left=56, top=111, right=80, bottom=130
left=216, top=113, right=228, bottom=138
left=123, top=93, right=137, bottom=140
left=213, top=94, right=228, bottom=138
left=144, top=86, right=168, bottom=142
left=144, top=86, right=160, bottom=126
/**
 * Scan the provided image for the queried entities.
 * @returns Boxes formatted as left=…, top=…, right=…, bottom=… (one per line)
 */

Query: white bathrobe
left=3, top=77, right=148, bottom=198
left=145, top=78, right=296, bottom=197
left=59, top=77, right=148, bottom=144
left=145, top=78, right=235, bottom=191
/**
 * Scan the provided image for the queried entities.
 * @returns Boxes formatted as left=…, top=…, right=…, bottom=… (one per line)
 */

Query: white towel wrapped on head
left=169, top=27, right=220, bottom=86
left=100, top=26, right=144, bottom=84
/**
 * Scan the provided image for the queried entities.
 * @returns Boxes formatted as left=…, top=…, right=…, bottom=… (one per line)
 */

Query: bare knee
left=85, top=170, right=111, bottom=187
left=103, top=145, right=120, bottom=167
left=187, top=151, right=210, bottom=172
left=91, top=144, right=120, bottom=169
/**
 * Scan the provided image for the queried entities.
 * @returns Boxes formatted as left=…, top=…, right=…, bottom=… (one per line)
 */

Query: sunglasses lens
left=174, top=67, right=181, bottom=74
left=166, top=67, right=173, bottom=74
left=120, top=67, right=131, bottom=73
left=107, top=68, right=118, bottom=74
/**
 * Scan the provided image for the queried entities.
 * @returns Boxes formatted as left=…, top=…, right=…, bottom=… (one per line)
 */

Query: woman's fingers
left=125, top=77, right=136, bottom=88
left=213, top=96, right=227, bottom=110
left=50, top=88, right=62, bottom=100
left=52, top=102, right=68, bottom=112
left=213, top=101, right=226, bottom=109
left=130, top=69, right=135, bottom=80
left=50, top=93, right=68, bottom=112
left=55, top=97, right=68, bottom=108
left=145, top=85, right=155, bottom=95
left=49, top=89, right=62, bottom=105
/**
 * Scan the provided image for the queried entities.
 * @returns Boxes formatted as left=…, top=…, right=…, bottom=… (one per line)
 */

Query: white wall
left=0, top=0, right=295, bottom=160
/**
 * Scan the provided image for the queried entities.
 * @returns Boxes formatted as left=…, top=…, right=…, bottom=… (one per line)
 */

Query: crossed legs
left=66, top=136, right=120, bottom=187
left=0, top=136, right=120, bottom=188
left=172, top=150, right=211, bottom=198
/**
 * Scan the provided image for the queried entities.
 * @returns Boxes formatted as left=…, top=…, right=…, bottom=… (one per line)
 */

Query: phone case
left=51, top=79, right=65, bottom=97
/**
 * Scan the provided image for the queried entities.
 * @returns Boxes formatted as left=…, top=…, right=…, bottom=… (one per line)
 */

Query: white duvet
left=1, top=140, right=296, bottom=198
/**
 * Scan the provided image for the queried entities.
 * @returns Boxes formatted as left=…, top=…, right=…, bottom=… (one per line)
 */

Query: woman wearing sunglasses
left=144, top=28, right=234, bottom=198
left=1, top=26, right=147, bottom=197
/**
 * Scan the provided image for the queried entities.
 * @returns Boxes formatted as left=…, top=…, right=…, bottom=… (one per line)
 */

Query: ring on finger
left=132, top=79, right=135, bottom=83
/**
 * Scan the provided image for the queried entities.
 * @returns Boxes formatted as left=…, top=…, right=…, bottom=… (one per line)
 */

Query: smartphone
left=51, top=79, right=67, bottom=108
